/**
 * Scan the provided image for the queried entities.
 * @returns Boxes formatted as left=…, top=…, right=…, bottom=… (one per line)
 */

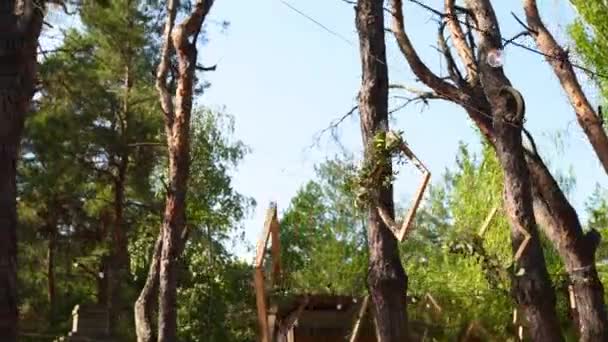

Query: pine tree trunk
left=355, top=1, right=408, bottom=340
left=157, top=50, right=193, bottom=339
left=109, top=23, right=134, bottom=332
left=465, top=1, right=563, bottom=339
left=467, top=97, right=608, bottom=341
left=528, top=155, right=608, bottom=341
left=152, top=2, right=214, bottom=340
left=0, top=128, right=19, bottom=342
left=135, top=235, right=162, bottom=342
left=109, top=154, right=130, bottom=332
left=47, top=226, right=56, bottom=315
left=494, top=119, right=562, bottom=341
left=0, top=4, right=43, bottom=340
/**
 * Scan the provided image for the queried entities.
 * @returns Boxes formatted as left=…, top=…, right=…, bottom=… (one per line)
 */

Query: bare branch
left=437, top=22, right=465, bottom=86
left=390, top=84, right=443, bottom=98
left=48, top=0, right=77, bottom=16
left=314, top=105, right=358, bottom=142
left=503, top=30, right=530, bottom=47
left=445, top=0, right=477, bottom=84
left=390, top=0, right=463, bottom=103
left=511, top=12, right=536, bottom=34
left=389, top=96, right=428, bottom=114
left=127, top=142, right=166, bottom=148
left=195, top=64, right=217, bottom=72
left=523, top=0, right=608, bottom=175
left=155, top=0, right=178, bottom=127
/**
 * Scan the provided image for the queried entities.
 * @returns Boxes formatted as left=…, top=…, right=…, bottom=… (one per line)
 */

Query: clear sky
left=42, top=1, right=608, bottom=260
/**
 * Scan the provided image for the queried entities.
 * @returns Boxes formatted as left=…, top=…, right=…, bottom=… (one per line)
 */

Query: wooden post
left=253, top=203, right=283, bottom=342
left=254, top=268, right=270, bottom=342
left=478, top=205, right=499, bottom=237
left=349, top=296, right=370, bottom=342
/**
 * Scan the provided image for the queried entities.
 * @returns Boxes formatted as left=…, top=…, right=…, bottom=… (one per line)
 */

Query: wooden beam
left=349, top=296, right=370, bottom=342
left=254, top=267, right=270, bottom=342
left=460, top=320, right=490, bottom=342
left=397, top=170, right=430, bottom=241
left=424, top=293, right=442, bottom=314
left=255, top=203, right=278, bottom=267
left=478, top=205, right=500, bottom=237
left=270, top=215, right=282, bottom=285
left=277, top=296, right=309, bottom=340
left=254, top=202, right=282, bottom=342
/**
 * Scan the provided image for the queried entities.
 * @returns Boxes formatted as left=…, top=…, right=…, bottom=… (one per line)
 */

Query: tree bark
left=465, top=1, right=563, bottom=340
left=135, top=234, right=162, bottom=342
left=528, top=153, right=608, bottom=341
left=47, top=224, right=56, bottom=314
left=355, top=1, right=408, bottom=340
left=520, top=5, right=608, bottom=335
left=523, top=0, right=608, bottom=176
left=0, top=3, right=43, bottom=340
left=144, top=1, right=215, bottom=341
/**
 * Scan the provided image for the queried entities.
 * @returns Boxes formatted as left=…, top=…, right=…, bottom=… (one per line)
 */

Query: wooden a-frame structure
left=254, top=202, right=282, bottom=342
left=376, top=139, right=431, bottom=241
left=253, top=141, right=432, bottom=341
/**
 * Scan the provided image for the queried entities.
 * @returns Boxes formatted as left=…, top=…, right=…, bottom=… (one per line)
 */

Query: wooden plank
left=569, top=285, right=576, bottom=309
left=396, top=170, right=430, bottom=242
left=424, top=293, right=442, bottom=314
left=349, top=296, right=369, bottom=342
left=478, top=205, right=499, bottom=237
left=460, top=320, right=491, bottom=342
left=255, top=203, right=278, bottom=267
left=513, top=225, right=531, bottom=262
left=270, top=215, right=282, bottom=285
left=277, top=296, right=309, bottom=340
left=254, top=267, right=270, bottom=342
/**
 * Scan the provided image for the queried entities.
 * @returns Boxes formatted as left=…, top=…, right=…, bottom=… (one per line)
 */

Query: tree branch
left=437, top=22, right=465, bottom=86
left=195, top=64, right=217, bottom=72
left=156, top=0, right=178, bottom=128
left=445, top=0, right=477, bottom=85
left=523, top=0, right=608, bottom=175
left=390, top=0, right=464, bottom=103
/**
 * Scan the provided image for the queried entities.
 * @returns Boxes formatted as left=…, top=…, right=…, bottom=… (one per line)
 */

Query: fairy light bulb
left=486, top=48, right=504, bottom=68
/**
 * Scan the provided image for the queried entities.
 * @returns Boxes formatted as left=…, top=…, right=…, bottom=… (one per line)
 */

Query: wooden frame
left=460, top=320, right=492, bottom=342
left=377, top=141, right=431, bottom=241
left=477, top=204, right=530, bottom=262
left=254, top=203, right=282, bottom=342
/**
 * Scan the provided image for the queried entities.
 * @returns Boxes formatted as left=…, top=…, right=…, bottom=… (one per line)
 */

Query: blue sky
left=43, top=1, right=608, bottom=260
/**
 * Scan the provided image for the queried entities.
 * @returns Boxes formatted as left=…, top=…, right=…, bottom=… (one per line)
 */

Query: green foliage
left=569, top=0, right=608, bottom=119
left=401, top=143, right=512, bottom=337
left=18, top=2, right=254, bottom=341
left=353, top=130, right=410, bottom=206
left=279, top=142, right=574, bottom=339
left=126, top=109, right=256, bottom=341
left=278, top=155, right=368, bottom=295
left=176, top=110, right=256, bottom=341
